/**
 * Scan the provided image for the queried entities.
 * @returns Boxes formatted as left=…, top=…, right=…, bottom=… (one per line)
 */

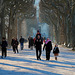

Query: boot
left=55, top=57, right=57, bottom=60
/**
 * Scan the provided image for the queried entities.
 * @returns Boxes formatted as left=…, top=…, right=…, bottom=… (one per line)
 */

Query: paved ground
left=0, top=43, right=75, bottom=75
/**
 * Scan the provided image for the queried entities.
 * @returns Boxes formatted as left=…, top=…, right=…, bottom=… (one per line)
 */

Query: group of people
left=11, top=36, right=25, bottom=53
left=11, top=38, right=19, bottom=53
left=0, top=30, right=60, bottom=60
left=28, top=30, right=60, bottom=60
left=0, top=36, right=25, bottom=58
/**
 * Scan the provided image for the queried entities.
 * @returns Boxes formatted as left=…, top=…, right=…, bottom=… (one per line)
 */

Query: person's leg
left=46, top=51, right=49, bottom=60
left=39, top=49, right=41, bottom=60
left=55, top=54, right=58, bottom=60
left=55, top=56, right=57, bottom=60
left=5, top=48, right=7, bottom=57
left=16, top=46, right=19, bottom=53
left=48, top=50, right=51, bottom=60
left=36, top=49, right=39, bottom=60
left=21, top=43, right=23, bottom=50
left=48, top=53, right=50, bottom=60
left=29, top=42, right=30, bottom=48
left=12, top=46, right=14, bottom=52
left=22, top=43, right=24, bottom=49
left=1, top=48, right=4, bottom=58
left=13, top=46, right=16, bottom=53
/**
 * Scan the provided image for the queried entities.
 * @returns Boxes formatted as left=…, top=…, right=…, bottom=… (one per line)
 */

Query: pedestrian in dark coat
left=43, top=38, right=52, bottom=60
left=35, top=35, right=43, bottom=60
left=19, top=36, right=24, bottom=50
left=53, top=45, right=59, bottom=60
left=11, top=38, right=19, bottom=53
left=1, top=37, right=8, bottom=58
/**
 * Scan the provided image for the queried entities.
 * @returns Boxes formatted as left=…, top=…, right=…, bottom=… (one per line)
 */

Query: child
left=53, top=44, right=59, bottom=60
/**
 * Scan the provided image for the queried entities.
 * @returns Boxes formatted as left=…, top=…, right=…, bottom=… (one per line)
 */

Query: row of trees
left=40, top=0, right=75, bottom=49
left=0, top=0, right=75, bottom=49
left=0, top=0, right=36, bottom=46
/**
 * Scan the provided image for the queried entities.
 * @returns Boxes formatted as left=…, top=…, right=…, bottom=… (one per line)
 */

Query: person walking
left=35, top=35, right=43, bottom=60
left=11, top=38, right=19, bottom=53
left=43, top=38, right=52, bottom=60
left=53, top=44, right=60, bottom=60
left=19, top=36, right=24, bottom=50
left=1, top=37, right=8, bottom=58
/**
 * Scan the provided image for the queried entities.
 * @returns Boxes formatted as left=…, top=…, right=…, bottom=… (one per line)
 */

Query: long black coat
left=35, top=38, right=43, bottom=50
left=1, top=41, right=8, bottom=48
left=43, top=41, right=52, bottom=60
left=46, top=41, right=52, bottom=51
left=43, top=41, right=52, bottom=52
left=11, top=40, right=19, bottom=47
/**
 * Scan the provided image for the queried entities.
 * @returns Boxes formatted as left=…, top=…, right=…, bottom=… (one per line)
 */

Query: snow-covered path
left=0, top=43, right=75, bottom=75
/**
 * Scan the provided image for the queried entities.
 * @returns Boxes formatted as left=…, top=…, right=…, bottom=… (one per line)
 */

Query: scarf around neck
left=45, top=39, right=51, bottom=44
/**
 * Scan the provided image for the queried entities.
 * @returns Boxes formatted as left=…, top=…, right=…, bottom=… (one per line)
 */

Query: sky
left=34, top=0, right=40, bottom=6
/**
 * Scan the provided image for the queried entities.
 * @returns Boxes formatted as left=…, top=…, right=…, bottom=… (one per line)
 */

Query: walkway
left=0, top=43, right=75, bottom=75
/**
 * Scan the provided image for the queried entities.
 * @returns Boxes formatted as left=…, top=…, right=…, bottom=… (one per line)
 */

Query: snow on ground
left=0, top=43, right=75, bottom=75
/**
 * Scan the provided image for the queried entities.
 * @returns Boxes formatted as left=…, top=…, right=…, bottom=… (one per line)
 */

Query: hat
left=37, top=30, right=39, bottom=32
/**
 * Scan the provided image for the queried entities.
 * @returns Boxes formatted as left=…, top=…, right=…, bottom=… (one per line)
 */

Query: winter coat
left=15, top=40, right=19, bottom=46
left=46, top=41, right=52, bottom=51
left=1, top=41, right=8, bottom=48
left=11, top=40, right=19, bottom=47
left=53, top=47, right=59, bottom=54
left=35, top=38, right=43, bottom=50
left=19, top=38, right=24, bottom=43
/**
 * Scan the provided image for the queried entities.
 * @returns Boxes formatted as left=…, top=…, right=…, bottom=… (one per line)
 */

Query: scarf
left=45, top=39, right=51, bottom=44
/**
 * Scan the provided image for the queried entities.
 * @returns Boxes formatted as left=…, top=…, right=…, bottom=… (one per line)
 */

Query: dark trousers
left=13, top=46, right=19, bottom=53
left=36, top=49, right=41, bottom=59
left=46, top=50, right=51, bottom=60
left=20, top=43, right=24, bottom=50
left=2, top=47, right=7, bottom=57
